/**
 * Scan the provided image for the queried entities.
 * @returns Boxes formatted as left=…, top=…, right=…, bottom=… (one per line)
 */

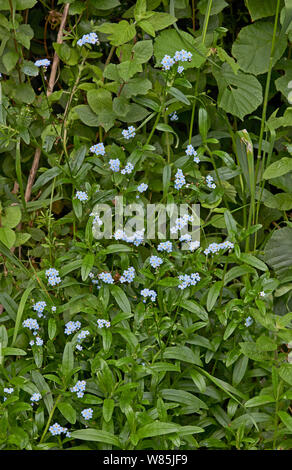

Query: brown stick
left=24, top=3, right=70, bottom=203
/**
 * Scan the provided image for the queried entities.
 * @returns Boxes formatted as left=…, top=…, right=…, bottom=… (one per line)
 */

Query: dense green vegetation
left=1, top=0, right=292, bottom=450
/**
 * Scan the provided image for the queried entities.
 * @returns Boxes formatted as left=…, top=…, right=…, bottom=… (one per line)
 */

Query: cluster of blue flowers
left=70, top=380, right=86, bottom=398
left=169, top=111, right=178, bottom=121
left=114, top=229, right=144, bottom=247
left=33, top=301, right=46, bottom=318
left=98, top=272, right=114, bottom=284
left=161, top=49, right=192, bottom=71
left=206, top=175, right=216, bottom=189
left=120, top=267, right=135, bottom=283
left=49, top=422, right=70, bottom=437
left=23, top=318, right=39, bottom=332
left=170, top=214, right=193, bottom=233
left=204, top=240, right=234, bottom=255
left=149, top=255, right=163, bottom=269
left=29, top=336, right=43, bottom=346
left=121, top=162, right=134, bottom=174
left=157, top=241, right=173, bottom=253
left=34, top=59, right=50, bottom=68
left=45, top=268, right=61, bottom=286
left=122, top=126, right=136, bottom=139
left=76, top=190, right=89, bottom=202
left=141, top=288, right=157, bottom=303
left=178, top=272, right=201, bottom=290
left=77, top=32, right=99, bottom=46
left=90, top=143, right=105, bottom=155
left=4, top=387, right=14, bottom=394
left=174, top=169, right=186, bottom=190
left=187, top=240, right=200, bottom=252
left=137, top=183, right=148, bottom=193
left=30, top=393, right=41, bottom=404
left=89, top=212, right=103, bottom=226
left=97, top=318, right=111, bottom=328
left=245, top=316, right=253, bottom=327
left=64, top=320, right=81, bottom=335
left=185, top=144, right=200, bottom=164
left=109, top=158, right=121, bottom=172
left=81, top=408, right=93, bottom=420
left=76, top=330, right=90, bottom=351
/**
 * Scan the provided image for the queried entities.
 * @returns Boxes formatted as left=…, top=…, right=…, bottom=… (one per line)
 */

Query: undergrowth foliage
left=0, top=0, right=292, bottom=451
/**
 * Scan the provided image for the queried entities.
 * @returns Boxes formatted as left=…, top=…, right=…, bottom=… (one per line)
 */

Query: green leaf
left=163, top=345, right=202, bottom=365
left=111, top=285, right=131, bottom=313
left=264, top=227, right=292, bottom=280
left=279, top=363, right=292, bottom=386
left=97, top=20, right=136, bottom=46
left=213, top=63, right=263, bottom=120
left=278, top=411, right=292, bottom=431
left=232, top=21, right=287, bottom=76
left=146, top=12, right=177, bottom=31
left=198, top=0, right=228, bottom=15
left=206, top=281, right=222, bottom=312
left=239, top=253, right=268, bottom=271
left=245, top=0, right=278, bottom=21
left=1, top=205, right=21, bottom=228
left=74, top=105, right=99, bottom=127
left=180, top=300, right=208, bottom=321
left=71, top=429, right=120, bottom=446
left=81, top=253, right=94, bottom=281
left=168, top=86, right=190, bottom=105
left=2, top=347, right=26, bottom=356
left=263, top=157, right=292, bottom=180
left=102, top=398, right=115, bottom=422
left=3, top=50, right=19, bottom=73
left=12, top=281, right=34, bottom=344
left=31, top=370, right=53, bottom=414
left=57, top=402, right=76, bottom=424
left=232, top=356, right=249, bottom=386
left=132, top=39, right=153, bottom=63
left=154, top=28, right=207, bottom=70
left=0, top=227, right=15, bottom=249
left=160, top=388, right=208, bottom=411
left=245, top=395, right=274, bottom=408
left=48, top=318, right=57, bottom=340
left=62, top=342, right=74, bottom=378
left=239, top=342, right=269, bottom=361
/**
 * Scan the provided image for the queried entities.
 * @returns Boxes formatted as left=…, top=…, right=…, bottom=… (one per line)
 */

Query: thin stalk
left=39, top=394, right=62, bottom=443
left=255, top=0, right=281, bottom=184
left=188, top=0, right=212, bottom=144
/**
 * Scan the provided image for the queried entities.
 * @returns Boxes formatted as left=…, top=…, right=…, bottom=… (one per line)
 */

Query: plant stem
left=39, top=394, right=62, bottom=443
left=255, top=0, right=281, bottom=184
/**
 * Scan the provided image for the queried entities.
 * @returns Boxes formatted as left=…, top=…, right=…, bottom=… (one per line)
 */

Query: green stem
left=188, top=0, right=212, bottom=144
left=255, top=0, right=281, bottom=184
left=39, top=394, right=62, bottom=444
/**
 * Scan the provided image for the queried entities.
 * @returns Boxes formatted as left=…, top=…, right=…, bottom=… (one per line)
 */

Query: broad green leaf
left=2, top=347, right=26, bottom=356
left=102, top=398, right=115, bottom=422
left=213, top=64, right=263, bottom=120
left=57, top=402, right=76, bottom=424
left=163, top=345, right=202, bottom=365
left=278, top=411, right=292, bottom=431
left=111, top=285, right=131, bottom=313
left=1, top=205, right=21, bottom=228
left=97, top=20, right=136, bottom=46
left=198, top=0, right=228, bottom=15
left=62, top=342, right=74, bottom=378
left=0, top=227, right=15, bottom=248
left=263, top=157, right=292, bottom=180
left=12, top=281, right=35, bottom=345
left=245, top=395, right=274, bottom=408
left=232, top=21, right=287, bottom=76
left=264, top=227, right=292, bottom=280
left=71, top=428, right=120, bottom=446
left=154, top=28, right=207, bottom=70
left=160, top=388, right=208, bottom=411
left=239, top=253, right=268, bottom=271
left=206, top=281, right=222, bottom=312
left=132, top=40, right=153, bottom=63
left=81, top=253, right=94, bottom=281
left=245, top=0, right=278, bottom=21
